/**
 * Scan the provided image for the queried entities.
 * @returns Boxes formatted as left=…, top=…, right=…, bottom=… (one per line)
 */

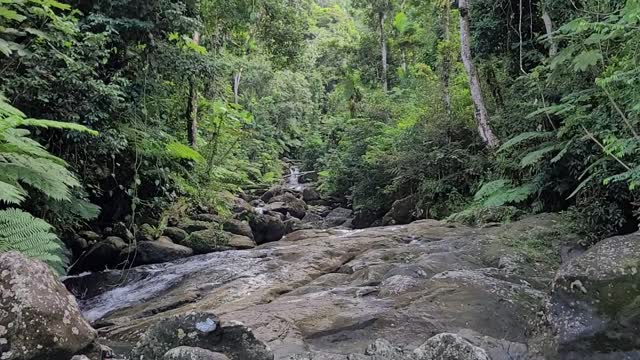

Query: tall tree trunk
left=233, top=68, right=243, bottom=104
left=379, top=10, right=388, bottom=92
left=187, top=31, right=201, bottom=148
left=441, top=1, right=452, bottom=115
left=458, top=0, right=499, bottom=148
left=541, top=6, right=558, bottom=57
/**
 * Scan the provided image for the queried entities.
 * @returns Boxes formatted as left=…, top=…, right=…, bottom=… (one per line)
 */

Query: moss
left=182, top=229, right=230, bottom=254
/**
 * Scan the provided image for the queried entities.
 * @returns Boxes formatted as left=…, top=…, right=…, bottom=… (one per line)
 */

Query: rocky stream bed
left=2, top=167, right=640, bottom=360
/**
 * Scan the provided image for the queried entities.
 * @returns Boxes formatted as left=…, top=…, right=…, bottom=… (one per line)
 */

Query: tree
left=457, top=0, right=499, bottom=147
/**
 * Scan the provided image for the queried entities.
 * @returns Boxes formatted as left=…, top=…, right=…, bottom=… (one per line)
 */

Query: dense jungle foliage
left=1, top=0, right=639, bottom=271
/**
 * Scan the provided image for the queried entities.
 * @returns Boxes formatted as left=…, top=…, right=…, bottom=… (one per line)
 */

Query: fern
left=498, top=131, right=554, bottom=153
left=520, top=142, right=566, bottom=168
left=0, top=209, right=68, bottom=275
left=0, top=96, right=98, bottom=273
left=474, top=179, right=539, bottom=207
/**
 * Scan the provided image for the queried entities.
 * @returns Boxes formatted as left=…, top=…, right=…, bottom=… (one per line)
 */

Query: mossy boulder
left=549, top=231, right=640, bottom=353
left=182, top=229, right=230, bottom=254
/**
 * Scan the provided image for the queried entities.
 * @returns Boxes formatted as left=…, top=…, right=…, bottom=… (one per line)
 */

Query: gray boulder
left=548, top=231, right=640, bottom=354
left=250, top=213, right=286, bottom=244
left=382, top=195, right=418, bottom=225
left=325, top=207, right=353, bottom=227
left=70, top=236, right=128, bottom=273
left=0, top=252, right=97, bottom=359
left=164, top=227, right=189, bottom=243
left=302, top=187, right=320, bottom=202
left=164, top=347, right=230, bottom=360
left=132, top=313, right=273, bottom=360
left=413, top=333, right=490, bottom=360
left=222, top=219, right=254, bottom=240
left=112, top=221, right=134, bottom=241
left=134, top=238, right=194, bottom=265
left=228, top=235, right=257, bottom=249
left=267, top=193, right=307, bottom=219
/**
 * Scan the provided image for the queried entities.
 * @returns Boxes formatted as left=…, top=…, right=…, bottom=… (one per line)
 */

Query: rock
left=70, top=356, right=91, bottom=360
left=112, top=221, right=134, bottom=241
left=268, top=193, right=307, bottom=219
left=70, top=234, right=89, bottom=253
left=413, top=333, right=490, bottom=360
left=548, top=231, right=640, bottom=354
left=382, top=195, right=418, bottom=225
left=302, top=187, right=320, bottom=202
left=301, top=213, right=325, bottom=228
left=228, top=235, right=256, bottom=249
left=250, top=213, right=286, bottom=244
left=352, top=209, right=379, bottom=229
left=325, top=207, right=353, bottom=227
left=183, top=229, right=231, bottom=254
left=164, top=227, right=189, bottom=243
left=364, top=339, right=406, bottom=358
left=134, top=238, right=194, bottom=265
left=137, top=223, right=157, bottom=242
left=180, top=219, right=214, bottom=233
left=232, top=197, right=254, bottom=216
left=78, top=230, right=102, bottom=243
left=70, top=236, right=128, bottom=273
left=260, top=186, right=286, bottom=203
left=132, top=313, right=273, bottom=360
left=164, top=347, right=230, bottom=360
left=222, top=219, right=254, bottom=240
left=0, top=252, right=97, bottom=359
left=192, top=213, right=223, bottom=223
left=285, top=218, right=311, bottom=234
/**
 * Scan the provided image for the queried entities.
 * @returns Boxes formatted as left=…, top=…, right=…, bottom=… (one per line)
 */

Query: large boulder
left=250, top=213, right=286, bottom=244
left=164, top=227, right=189, bottom=243
left=382, top=195, right=418, bottom=225
left=352, top=209, right=380, bottom=229
left=0, top=252, right=97, bottom=359
left=413, top=333, right=490, bottom=360
left=548, top=231, right=640, bottom=355
left=134, top=237, right=194, bottom=265
left=164, top=347, right=230, bottom=360
left=267, top=193, right=307, bottom=219
left=132, top=312, right=273, bottom=360
left=227, top=235, right=257, bottom=250
left=302, top=187, right=320, bottom=202
left=182, top=229, right=231, bottom=254
left=325, top=207, right=353, bottom=228
left=222, top=219, right=254, bottom=240
left=69, top=236, right=128, bottom=273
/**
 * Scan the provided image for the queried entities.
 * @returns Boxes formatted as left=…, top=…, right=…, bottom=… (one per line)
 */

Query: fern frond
left=520, top=142, right=565, bottom=168
left=166, top=142, right=204, bottom=162
left=0, top=180, right=26, bottom=204
left=0, top=152, right=80, bottom=201
left=0, top=209, right=68, bottom=274
left=483, top=182, right=538, bottom=207
left=474, top=179, right=510, bottom=201
left=18, top=118, right=99, bottom=136
left=499, top=131, right=555, bottom=153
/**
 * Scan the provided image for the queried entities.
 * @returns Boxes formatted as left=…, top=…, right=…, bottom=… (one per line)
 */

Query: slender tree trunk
left=379, top=10, right=388, bottom=92
left=401, top=50, right=407, bottom=73
left=441, top=1, right=452, bottom=114
left=187, top=31, right=201, bottom=148
left=233, top=68, right=243, bottom=104
left=458, top=0, right=499, bottom=148
left=541, top=7, right=558, bottom=57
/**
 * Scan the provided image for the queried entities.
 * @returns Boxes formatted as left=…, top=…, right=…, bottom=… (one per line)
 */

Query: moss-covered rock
left=182, top=229, right=230, bottom=254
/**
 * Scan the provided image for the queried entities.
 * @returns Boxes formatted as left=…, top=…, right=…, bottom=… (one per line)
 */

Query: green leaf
left=498, top=132, right=554, bottom=153
left=520, top=142, right=564, bottom=168
left=573, top=50, right=603, bottom=72
left=166, top=142, right=204, bottom=162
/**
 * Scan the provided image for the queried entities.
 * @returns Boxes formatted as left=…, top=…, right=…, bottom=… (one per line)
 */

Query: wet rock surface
left=548, top=231, right=640, bottom=359
left=66, top=214, right=586, bottom=359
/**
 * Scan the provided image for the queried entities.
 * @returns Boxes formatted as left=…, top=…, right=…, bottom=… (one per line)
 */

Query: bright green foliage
left=0, top=209, right=69, bottom=274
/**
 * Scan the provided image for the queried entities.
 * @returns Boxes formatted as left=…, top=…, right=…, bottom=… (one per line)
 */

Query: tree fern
left=474, top=179, right=539, bottom=207
left=0, top=95, right=97, bottom=273
left=0, top=209, right=68, bottom=275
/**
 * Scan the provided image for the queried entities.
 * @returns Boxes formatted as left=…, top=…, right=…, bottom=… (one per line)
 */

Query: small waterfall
left=287, top=165, right=303, bottom=191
